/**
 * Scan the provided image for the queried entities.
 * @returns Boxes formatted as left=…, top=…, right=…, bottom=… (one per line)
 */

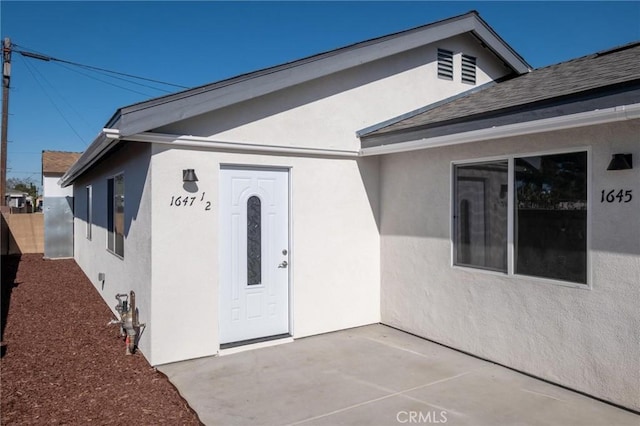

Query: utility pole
left=1, top=37, right=11, bottom=206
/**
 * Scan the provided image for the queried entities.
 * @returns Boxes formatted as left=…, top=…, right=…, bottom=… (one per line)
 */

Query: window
left=454, top=161, right=508, bottom=272
left=437, top=48, right=454, bottom=80
left=107, top=174, right=124, bottom=257
left=461, top=54, right=476, bottom=85
left=247, top=196, right=261, bottom=285
left=86, top=185, right=92, bottom=240
left=454, top=151, right=588, bottom=285
left=515, top=152, right=587, bottom=283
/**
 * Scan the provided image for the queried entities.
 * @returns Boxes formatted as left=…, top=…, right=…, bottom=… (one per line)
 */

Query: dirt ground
left=1, top=254, right=202, bottom=425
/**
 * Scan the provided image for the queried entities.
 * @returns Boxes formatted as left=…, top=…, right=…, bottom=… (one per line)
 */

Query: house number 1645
left=600, top=189, right=632, bottom=203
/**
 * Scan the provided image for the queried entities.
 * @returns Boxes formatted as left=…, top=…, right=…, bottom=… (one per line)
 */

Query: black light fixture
left=607, top=154, right=633, bottom=171
left=183, top=169, right=198, bottom=182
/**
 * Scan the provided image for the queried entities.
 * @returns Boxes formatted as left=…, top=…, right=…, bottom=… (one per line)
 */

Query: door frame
left=218, top=164, right=294, bottom=346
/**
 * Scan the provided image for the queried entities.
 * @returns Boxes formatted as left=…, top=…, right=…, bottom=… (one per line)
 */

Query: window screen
left=454, top=161, right=508, bottom=272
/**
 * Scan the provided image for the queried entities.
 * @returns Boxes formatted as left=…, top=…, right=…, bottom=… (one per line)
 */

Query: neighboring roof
left=61, top=11, right=531, bottom=187
left=360, top=42, right=640, bottom=146
left=42, top=151, right=82, bottom=175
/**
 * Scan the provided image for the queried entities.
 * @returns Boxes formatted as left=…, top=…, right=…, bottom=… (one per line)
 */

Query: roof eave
left=468, top=13, right=531, bottom=74
left=64, top=11, right=531, bottom=185
left=59, top=129, right=120, bottom=187
left=113, top=12, right=529, bottom=137
left=360, top=103, right=640, bottom=156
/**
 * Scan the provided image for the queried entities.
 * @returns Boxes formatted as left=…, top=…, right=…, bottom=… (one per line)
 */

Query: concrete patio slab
left=158, top=325, right=638, bottom=426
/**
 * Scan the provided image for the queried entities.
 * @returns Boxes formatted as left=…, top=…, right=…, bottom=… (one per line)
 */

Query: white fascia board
left=116, top=14, right=525, bottom=137
left=360, top=103, right=640, bottom=156
left=59, top=127, right=359, bottom=187
left=126, top=132, right=360, bottom=157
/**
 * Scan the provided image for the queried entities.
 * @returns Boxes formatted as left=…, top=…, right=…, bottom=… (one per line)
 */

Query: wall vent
left=437, top=49, right=454, bottom=80
left=461, top=54, right=477, bottom=85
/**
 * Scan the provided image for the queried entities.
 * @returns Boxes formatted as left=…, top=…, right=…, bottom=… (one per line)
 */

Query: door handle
left=278, top=260, right=288, bottom=268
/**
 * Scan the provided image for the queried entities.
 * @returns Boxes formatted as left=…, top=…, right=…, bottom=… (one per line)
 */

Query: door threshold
left=219, top=334, right=293, bottom=356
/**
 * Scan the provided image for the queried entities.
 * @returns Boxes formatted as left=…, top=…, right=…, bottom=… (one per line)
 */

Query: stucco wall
left=44, top=175, right=73, bottom=198
left=69, top=33, right=519, bottom=366
left=379, top=120, right=640, bottom=410
left=144, top=33, right=512, bottom=365
left=73, top=143, right=153, bottom=359
left=157, top=33, right=512, bottom=151
left=149, top=145, right=381, bottom=365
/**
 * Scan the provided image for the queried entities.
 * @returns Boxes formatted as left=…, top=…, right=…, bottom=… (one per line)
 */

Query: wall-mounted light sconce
left=607, top=154, right=633, bottom=171
left=182, top=169, right=198, bottom=182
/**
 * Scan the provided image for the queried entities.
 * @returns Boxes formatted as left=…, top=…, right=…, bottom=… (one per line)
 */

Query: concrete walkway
left=158, top=325, right=638, bottom=426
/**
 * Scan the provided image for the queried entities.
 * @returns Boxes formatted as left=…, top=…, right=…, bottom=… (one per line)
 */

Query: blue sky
left=1, top=1, right=639, bottom=189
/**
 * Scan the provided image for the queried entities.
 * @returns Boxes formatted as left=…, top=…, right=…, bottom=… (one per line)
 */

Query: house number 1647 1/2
left=600, top=189, right=632, bottom=203
left=169, top=192, right=212, bottom=210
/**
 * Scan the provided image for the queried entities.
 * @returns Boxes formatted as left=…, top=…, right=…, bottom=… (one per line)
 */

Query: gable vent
left=461, top=54, right=477, bottom=85
left=437, top=48, right=454, bottom=80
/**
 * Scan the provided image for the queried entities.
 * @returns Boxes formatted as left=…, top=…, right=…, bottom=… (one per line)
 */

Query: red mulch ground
left=1, top=254, right=202, bottom=425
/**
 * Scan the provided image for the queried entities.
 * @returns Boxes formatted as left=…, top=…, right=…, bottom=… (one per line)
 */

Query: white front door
left=219, top=167, right=290, bottom=345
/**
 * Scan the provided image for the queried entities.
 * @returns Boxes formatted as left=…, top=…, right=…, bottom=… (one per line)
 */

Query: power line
left=24, top=60, right=96, bottom=132
left=52, top=61, right=158, bottom=97
left=19, top=55, right=88, bottom=146
left=14, top=44, right=189, bottom=89
left=54, top=61, right=173, bottom=94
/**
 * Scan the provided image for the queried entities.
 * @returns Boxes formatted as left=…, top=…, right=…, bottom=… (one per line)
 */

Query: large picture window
left=454, top=150, right=588, bottom=285
left=515, top=152, right=587, bottom=283
left=107, top=174, right=125, bottom=257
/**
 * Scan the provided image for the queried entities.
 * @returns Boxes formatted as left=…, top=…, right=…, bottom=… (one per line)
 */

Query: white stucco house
left=60, top=11, right=639, bottom=411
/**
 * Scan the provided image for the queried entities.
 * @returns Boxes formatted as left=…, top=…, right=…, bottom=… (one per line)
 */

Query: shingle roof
left=363, top=42, right=640, bottom=138
left=42, top=151, right=82, bottom=174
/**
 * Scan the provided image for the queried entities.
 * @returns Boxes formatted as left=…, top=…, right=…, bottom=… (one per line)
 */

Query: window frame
left=86, top=185, right=92, bottom=240
left=106, top=172, right=125, bottom=259
left=450, top=147, right=591, bottom=289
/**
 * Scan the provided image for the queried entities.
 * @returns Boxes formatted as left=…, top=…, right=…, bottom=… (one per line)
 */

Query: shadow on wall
left=1, top=254, right=21, bottom=357
left=73, top=142, right=151, bottom=240
left=357, top=156, right=381, bottom=231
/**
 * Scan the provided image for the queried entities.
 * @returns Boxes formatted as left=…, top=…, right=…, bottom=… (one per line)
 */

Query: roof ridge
left=532, top=40, right=640, bottom=73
